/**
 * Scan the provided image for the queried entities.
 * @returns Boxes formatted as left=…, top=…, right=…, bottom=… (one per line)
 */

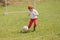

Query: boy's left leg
left=33, top=19, right=37, bottom=31
left=28, top=19, right=33, bottom=29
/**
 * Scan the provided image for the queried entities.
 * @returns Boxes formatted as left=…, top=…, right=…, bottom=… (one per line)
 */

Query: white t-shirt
left=29, top=9, right=39, bottom=19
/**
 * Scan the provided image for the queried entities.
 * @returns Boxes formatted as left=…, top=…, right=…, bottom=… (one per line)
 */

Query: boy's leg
left=28, top=19, right=33, bottom=29
left=33, top=19, right=37, bottom=31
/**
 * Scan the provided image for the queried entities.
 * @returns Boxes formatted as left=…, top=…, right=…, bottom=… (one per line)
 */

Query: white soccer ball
left=23, top=26, right=28, bottom=32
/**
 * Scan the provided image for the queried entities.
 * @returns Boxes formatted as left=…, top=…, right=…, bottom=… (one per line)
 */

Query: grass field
left=0, top=0, right=60, bottom=40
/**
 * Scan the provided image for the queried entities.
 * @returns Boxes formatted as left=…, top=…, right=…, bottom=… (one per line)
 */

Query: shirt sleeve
left=36, top=11, right=39, bottom=15
left=34, top=10, right=39, bottom=15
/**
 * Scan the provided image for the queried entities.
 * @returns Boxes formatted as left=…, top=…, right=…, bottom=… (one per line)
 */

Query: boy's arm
left=28, top=11, right=30, bottom=16
left=36, top=13, right=39, bottom=16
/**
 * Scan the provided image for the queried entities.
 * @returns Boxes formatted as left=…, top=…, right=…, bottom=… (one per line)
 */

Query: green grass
left=0, top=1, right=60, bottom=40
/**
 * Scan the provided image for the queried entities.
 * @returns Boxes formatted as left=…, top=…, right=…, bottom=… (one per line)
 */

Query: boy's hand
left=28, top=14, right=30, bottom=16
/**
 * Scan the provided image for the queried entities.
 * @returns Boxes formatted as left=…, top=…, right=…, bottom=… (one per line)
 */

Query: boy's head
left=28, top=5, right=34, bottom=11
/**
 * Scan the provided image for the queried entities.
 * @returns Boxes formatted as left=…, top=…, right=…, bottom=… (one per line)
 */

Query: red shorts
left=28, top=18, right=37, bottom=29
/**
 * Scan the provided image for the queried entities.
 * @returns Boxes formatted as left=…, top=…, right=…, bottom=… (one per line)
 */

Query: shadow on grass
left=19, top=31, right=31, bottom=33
left=57, top=33, right=60, bottom=37
left=18, top=30, right=35, bottom=34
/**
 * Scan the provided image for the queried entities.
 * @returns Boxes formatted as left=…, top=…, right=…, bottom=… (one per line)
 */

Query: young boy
left=28, top=5, right=39, bottom=31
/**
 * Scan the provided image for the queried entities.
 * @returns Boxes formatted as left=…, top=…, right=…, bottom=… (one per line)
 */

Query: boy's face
left=28, top=8, right=33, bottom=12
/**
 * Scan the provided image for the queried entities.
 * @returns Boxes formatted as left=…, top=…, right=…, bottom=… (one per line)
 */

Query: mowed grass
left=0, top=1, right=60, bottom=40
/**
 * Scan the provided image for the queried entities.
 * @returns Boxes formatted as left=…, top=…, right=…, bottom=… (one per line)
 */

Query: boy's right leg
left=28, top=19, right=33, bottom=29
left=33, top=19, right=37, bottom=31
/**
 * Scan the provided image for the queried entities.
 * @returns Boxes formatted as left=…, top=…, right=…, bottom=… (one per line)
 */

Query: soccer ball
left=23, top=26, right=28, bottom=32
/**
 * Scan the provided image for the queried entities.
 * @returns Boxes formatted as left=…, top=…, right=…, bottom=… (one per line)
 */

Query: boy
left=28, top=5, right=39, bottom=31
